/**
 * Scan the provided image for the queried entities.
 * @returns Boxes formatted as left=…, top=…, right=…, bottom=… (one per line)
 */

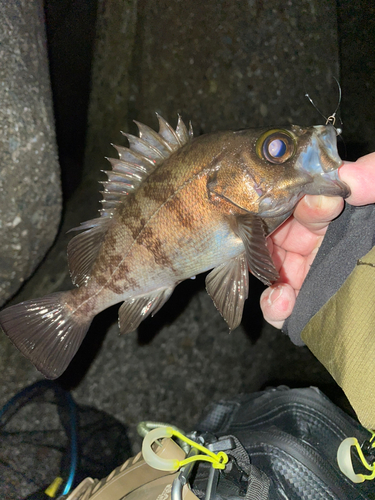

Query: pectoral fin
left=206, top=253, right=249, bottom=330
left=118, top=287, right=174, bottom=335
left=233, top=213, right=279, bottom=286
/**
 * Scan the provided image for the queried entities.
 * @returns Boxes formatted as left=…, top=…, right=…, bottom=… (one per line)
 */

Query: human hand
left=260, top=152, right=375, bottom=329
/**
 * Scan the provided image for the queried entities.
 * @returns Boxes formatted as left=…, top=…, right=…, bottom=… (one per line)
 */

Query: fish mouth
left=302, top=169, right=351, bottom=198
left=258, top=168, right=349, bottom=219
left=315, top=125, right=342, bottom=172
left=296, top=124, right=351, bottom=199
left=258, top=124, right=350, bottom=219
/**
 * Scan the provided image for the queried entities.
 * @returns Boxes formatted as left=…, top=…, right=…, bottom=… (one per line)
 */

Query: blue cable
left=62, top=391, right=78, bottom=495
left=0, top=380, right=79, bottom=496
left=0, top=380, right=51, bottom=420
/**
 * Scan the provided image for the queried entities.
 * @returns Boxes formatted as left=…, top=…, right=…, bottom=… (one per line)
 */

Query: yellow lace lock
left=142, top=426, right=229, bottom=472
left=337, top=431, right=375, bottom=483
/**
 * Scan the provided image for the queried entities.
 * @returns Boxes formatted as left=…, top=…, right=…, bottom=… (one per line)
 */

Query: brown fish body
left=70, top=131, right=254, bottom=319
left=0, top=117, right=350, bottom=378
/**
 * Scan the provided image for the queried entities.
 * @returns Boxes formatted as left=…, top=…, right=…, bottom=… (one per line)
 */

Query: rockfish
left=0, top=115, right=350, bottom=378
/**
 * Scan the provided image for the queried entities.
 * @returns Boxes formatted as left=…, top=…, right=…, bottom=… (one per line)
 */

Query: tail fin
left=0, top=292, right=92, bottom=379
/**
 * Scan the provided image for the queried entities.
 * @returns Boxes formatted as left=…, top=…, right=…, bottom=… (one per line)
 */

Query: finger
left=271, top=216, right=324, bottom=255
left=275, top=249, right=317, bottom=289
left=270, top=195, right=343, bottom=251
left=340, top=153, right=375, bottom=206
left=293, top=194, right=344, bottom=234
left=260, top=283, right=296, bottom=329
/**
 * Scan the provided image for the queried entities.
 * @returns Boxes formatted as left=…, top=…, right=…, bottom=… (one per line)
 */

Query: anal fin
left=118, top=287, right=174, bottom=335
left=233, top=213, right=279, bottom=286
left=206, top=253, right=249, bottom=331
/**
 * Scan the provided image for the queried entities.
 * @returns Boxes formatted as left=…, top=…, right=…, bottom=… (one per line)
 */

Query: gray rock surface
left=0, top=0, right=62, bottom=306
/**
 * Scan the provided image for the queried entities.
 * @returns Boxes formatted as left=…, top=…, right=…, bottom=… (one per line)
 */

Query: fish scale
left=0, top=115, right=350, bottom=379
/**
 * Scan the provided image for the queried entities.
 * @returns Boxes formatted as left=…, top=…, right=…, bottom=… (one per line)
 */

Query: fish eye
left=257, top=130, right=296, bottom=164
left=268, top=138, right=286, bottom=158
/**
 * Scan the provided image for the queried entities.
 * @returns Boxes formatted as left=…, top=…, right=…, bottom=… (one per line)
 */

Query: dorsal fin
left=101, top=114, right=193, bottom=216
left=67, top=114, right=193, bottom=287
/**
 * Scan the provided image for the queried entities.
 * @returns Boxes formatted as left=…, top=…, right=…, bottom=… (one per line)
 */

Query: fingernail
left=267, top=285, right=283, bottom=306
left=304, top=194, right=324, bottom=209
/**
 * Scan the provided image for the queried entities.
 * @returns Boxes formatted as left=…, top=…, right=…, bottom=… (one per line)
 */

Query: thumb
left=260, top=283, right=296, bottom=329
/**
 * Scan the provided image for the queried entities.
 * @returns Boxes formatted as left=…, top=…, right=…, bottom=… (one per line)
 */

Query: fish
left=0, top=114, right=350, bottom=379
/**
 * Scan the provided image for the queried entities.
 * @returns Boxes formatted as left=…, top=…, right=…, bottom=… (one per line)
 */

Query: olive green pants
left=302, top=246, right=375, bottom=430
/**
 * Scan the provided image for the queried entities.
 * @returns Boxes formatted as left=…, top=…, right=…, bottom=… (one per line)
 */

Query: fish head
left=208, top=124, right=350, bottom=234
left=253, top=124, right=350, bottom=219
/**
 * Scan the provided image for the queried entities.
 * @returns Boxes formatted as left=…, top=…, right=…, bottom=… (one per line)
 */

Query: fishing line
left=305, top=76, right=343, bottom=134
